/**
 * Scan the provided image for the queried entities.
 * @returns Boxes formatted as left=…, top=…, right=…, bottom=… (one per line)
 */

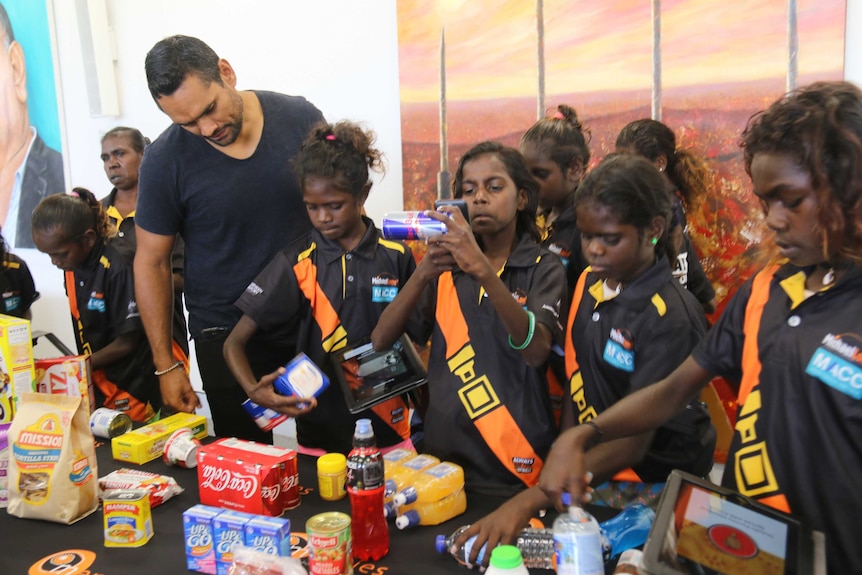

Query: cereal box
left=111, top=412, right=207, bottom=464
left=0, top=315, right=35, bottom=422
left=0, top=422, right=10, bottom=507
left=213, top=510, right=254, bottom=575
left=102, top=488, right=154, bottom=547
left=35, top=356, right=96, bottom=418
left=183, top=504, right=222, bottom=574
left=244, top=515, right=291, bottom=556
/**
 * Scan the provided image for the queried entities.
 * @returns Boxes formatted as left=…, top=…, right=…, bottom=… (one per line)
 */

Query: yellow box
left=111, top=412, right=208, bottom=464
left=35, top=355, right=96, bottom=418
left=0, top=315, right=35, bottom=423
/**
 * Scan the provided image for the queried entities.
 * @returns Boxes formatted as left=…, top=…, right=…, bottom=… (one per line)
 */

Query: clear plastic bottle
left=435, top=525, right=555, bottom=569
left=553, top=494, right=604, bottom=575
left=436, top=502, right=654, bottom=568
left=485, top=545, right=530, bottom=575
left=346, top=419, right=389, bottom=561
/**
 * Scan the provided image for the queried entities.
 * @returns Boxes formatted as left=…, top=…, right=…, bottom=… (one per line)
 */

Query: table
left=1, top=441, right=615, bottom=575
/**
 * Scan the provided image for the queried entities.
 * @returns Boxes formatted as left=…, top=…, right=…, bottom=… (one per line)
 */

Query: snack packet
left=7, top=392, right=99, bottom=523
left=99, top=468, right=184, bottom=508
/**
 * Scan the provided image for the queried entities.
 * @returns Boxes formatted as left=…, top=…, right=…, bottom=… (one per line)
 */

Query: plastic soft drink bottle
left=346, top=419, right=389, bottom=561
left=393, top=462, right=467, bottom=528
left=485, top=545, right=530, bottom=575
left=553, top=494, right=604, bottom=575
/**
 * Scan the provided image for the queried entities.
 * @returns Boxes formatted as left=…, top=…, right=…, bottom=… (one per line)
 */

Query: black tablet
left=330, top=335, right=427, bottom=414
left=641, top=470, right=825, bottom=575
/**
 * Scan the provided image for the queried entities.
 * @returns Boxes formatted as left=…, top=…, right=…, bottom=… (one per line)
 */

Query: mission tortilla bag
left=7, top=392, right=99, bottom=523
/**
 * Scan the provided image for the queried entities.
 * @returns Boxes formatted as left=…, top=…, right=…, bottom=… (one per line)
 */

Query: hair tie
left=325, top=134, right=336, bottom=141
left=552, top=110, right=565, bottom=120
left=69, top=190, right=80, bottom=198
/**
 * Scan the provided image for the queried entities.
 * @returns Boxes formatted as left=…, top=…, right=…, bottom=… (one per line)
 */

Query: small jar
left=317, top=453, right=347, bottom=501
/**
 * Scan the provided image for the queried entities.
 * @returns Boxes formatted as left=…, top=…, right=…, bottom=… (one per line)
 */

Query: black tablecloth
left=1, top=441, right=616, bottom=574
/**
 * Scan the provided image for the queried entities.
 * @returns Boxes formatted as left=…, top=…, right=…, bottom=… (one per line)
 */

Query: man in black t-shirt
left=134, top=35, right=324, bottom=440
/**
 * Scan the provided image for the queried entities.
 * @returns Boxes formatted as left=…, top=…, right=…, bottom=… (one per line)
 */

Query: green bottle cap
left=489, top=545, right=524, bottom=569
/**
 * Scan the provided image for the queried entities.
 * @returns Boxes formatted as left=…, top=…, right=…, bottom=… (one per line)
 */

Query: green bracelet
left=508, top=310, right=536, bottom=351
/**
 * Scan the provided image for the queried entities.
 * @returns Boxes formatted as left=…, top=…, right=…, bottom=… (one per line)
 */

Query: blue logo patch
left=3, top=296, right=20, bottom=311
left=372, top=285, right=399, bottom=303
left=87, top=296, right=106, bottom=312
left=806, top=348, right=862, bottom=399
left=603, top=339, right=634, bottom=372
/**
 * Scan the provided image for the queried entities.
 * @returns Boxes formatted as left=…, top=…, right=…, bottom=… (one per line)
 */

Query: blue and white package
left=273, top=353, right=329, bottom=399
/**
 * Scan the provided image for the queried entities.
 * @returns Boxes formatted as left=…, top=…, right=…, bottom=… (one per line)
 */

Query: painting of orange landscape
left=396, top=0, right=846, bottom=319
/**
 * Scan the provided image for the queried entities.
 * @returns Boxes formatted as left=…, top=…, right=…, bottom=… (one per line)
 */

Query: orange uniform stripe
left=738, top=264, right=780, bottom=405
left=564, top=267, right=590, bottom=376
left=437, top=272, right=544, bottom=487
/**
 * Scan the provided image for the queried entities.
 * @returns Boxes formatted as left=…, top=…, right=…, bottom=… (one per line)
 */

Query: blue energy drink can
left=382, top=212, right=448, bottom=240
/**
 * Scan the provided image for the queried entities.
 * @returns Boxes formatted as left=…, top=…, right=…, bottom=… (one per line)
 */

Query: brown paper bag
left=7, top=392, right=99, bottom=523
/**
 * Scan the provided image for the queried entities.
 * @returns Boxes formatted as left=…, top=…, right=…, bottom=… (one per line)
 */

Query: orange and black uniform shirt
left=64, top=241, right=171, bottom=422
left=692, top=262, right=862, bottom=571
left=101, top=190, right=189, bottom=356
left=566, top=257, right=714, bottom=482
left=0, top=253, right=39, bottom=317
left=235, top=218, right=415, bottom=454
left=410, top=234, right=566, bottom=496
left=537, top=199, right=589, bottom=425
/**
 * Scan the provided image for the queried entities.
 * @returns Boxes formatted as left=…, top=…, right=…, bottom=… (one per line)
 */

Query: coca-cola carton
left=213, top=438, right=300, bottom=510
left=196, top=439, right=298, bottom=516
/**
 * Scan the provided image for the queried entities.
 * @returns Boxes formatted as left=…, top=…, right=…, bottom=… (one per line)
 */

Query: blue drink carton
left=183, top=504, right=223, bottom=574
left=214, top=510, right=255, bottom=575
left=273, top=353, right=329, bottom=400
left=244, top=515, right=291, bottom=556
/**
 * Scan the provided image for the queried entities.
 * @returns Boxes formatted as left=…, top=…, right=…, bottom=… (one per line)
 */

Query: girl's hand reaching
left=538, top=425, right=595, bottom=510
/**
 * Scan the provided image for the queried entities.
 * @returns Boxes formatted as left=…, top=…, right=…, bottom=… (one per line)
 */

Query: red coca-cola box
left=196, top=438, right=299, bottom=516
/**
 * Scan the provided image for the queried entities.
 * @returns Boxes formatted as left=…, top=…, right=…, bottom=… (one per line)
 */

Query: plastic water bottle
left=347, top=419, right=389, bottom=561
left=485, top=545, right=530, bottom=575
left=436, top=503, right=654, bottom=568
left=435, top=525, right=555, bottom=569
left=553, top=494, right=603, bottom=575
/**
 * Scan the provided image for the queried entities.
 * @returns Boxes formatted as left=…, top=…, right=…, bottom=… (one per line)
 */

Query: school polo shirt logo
left=87, top=291, right=106, bottom=312
left=371, top=274, right=399, bottom=303
left=806, top=333, right=862, bottom=399
left=603, top=327, right=634, bottom=372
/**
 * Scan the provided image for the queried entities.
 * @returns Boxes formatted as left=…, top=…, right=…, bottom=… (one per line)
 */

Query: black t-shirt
left=136, top=91, right=324, bottom=336
left=0, top=253, right=39, bottom=317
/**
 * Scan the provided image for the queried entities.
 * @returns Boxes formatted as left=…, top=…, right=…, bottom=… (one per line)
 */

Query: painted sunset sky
left=397, top=0, right=845, bottom=103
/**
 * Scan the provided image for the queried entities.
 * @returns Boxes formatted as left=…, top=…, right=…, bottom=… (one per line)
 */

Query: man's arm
left=134, top=226, right=199, bottom=412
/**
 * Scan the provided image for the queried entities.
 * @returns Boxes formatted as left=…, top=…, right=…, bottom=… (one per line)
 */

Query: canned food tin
left=307, top=512, right=353, bottom=575
left=90, top=407, right=133, bottom=439
left=103, top=489, right=154, bottom=547
left=381, top=212, right=448, bottom=240
left=163, top=428, right=201, bottom=468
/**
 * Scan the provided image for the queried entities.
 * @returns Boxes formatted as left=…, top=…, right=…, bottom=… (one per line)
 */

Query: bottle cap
left=435, top=534, right=448, bottom=554
left=562, top=492, right=572, bottom=507
left=489, top=545, right=524, bottom=569
left=395, top=509, right=419, bottom=530
left=354, top=418, right=373, bottom=439
left=317, top=453, right=347, bottom=473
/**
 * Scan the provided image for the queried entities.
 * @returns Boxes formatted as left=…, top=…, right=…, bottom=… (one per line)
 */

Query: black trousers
left=194, top=328, right=293, bottom=442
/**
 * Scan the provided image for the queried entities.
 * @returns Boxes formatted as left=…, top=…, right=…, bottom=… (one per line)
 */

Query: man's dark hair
left=0, top=2, right=16, bottom=47
left=145, top=35, right=221, bottom=99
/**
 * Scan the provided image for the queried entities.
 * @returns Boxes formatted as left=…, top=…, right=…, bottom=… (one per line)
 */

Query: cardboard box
left=111, top=412, right=207, bottom=464
left=197, top=438, right=298, bottom=516
left=183, top=504, right=222, bottom=574
left=213, top=510, right=254, bottom=575
left=244, top=515, right=291, bottom=556
left=34, top=356, right=96, bottom=418
left=0, top=315, right=35, bottom=422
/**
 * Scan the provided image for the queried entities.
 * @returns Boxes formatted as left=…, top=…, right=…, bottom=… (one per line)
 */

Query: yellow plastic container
left=384, top=453, right=440, bottom=491
left=317, top=453, right=347, bottom=501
